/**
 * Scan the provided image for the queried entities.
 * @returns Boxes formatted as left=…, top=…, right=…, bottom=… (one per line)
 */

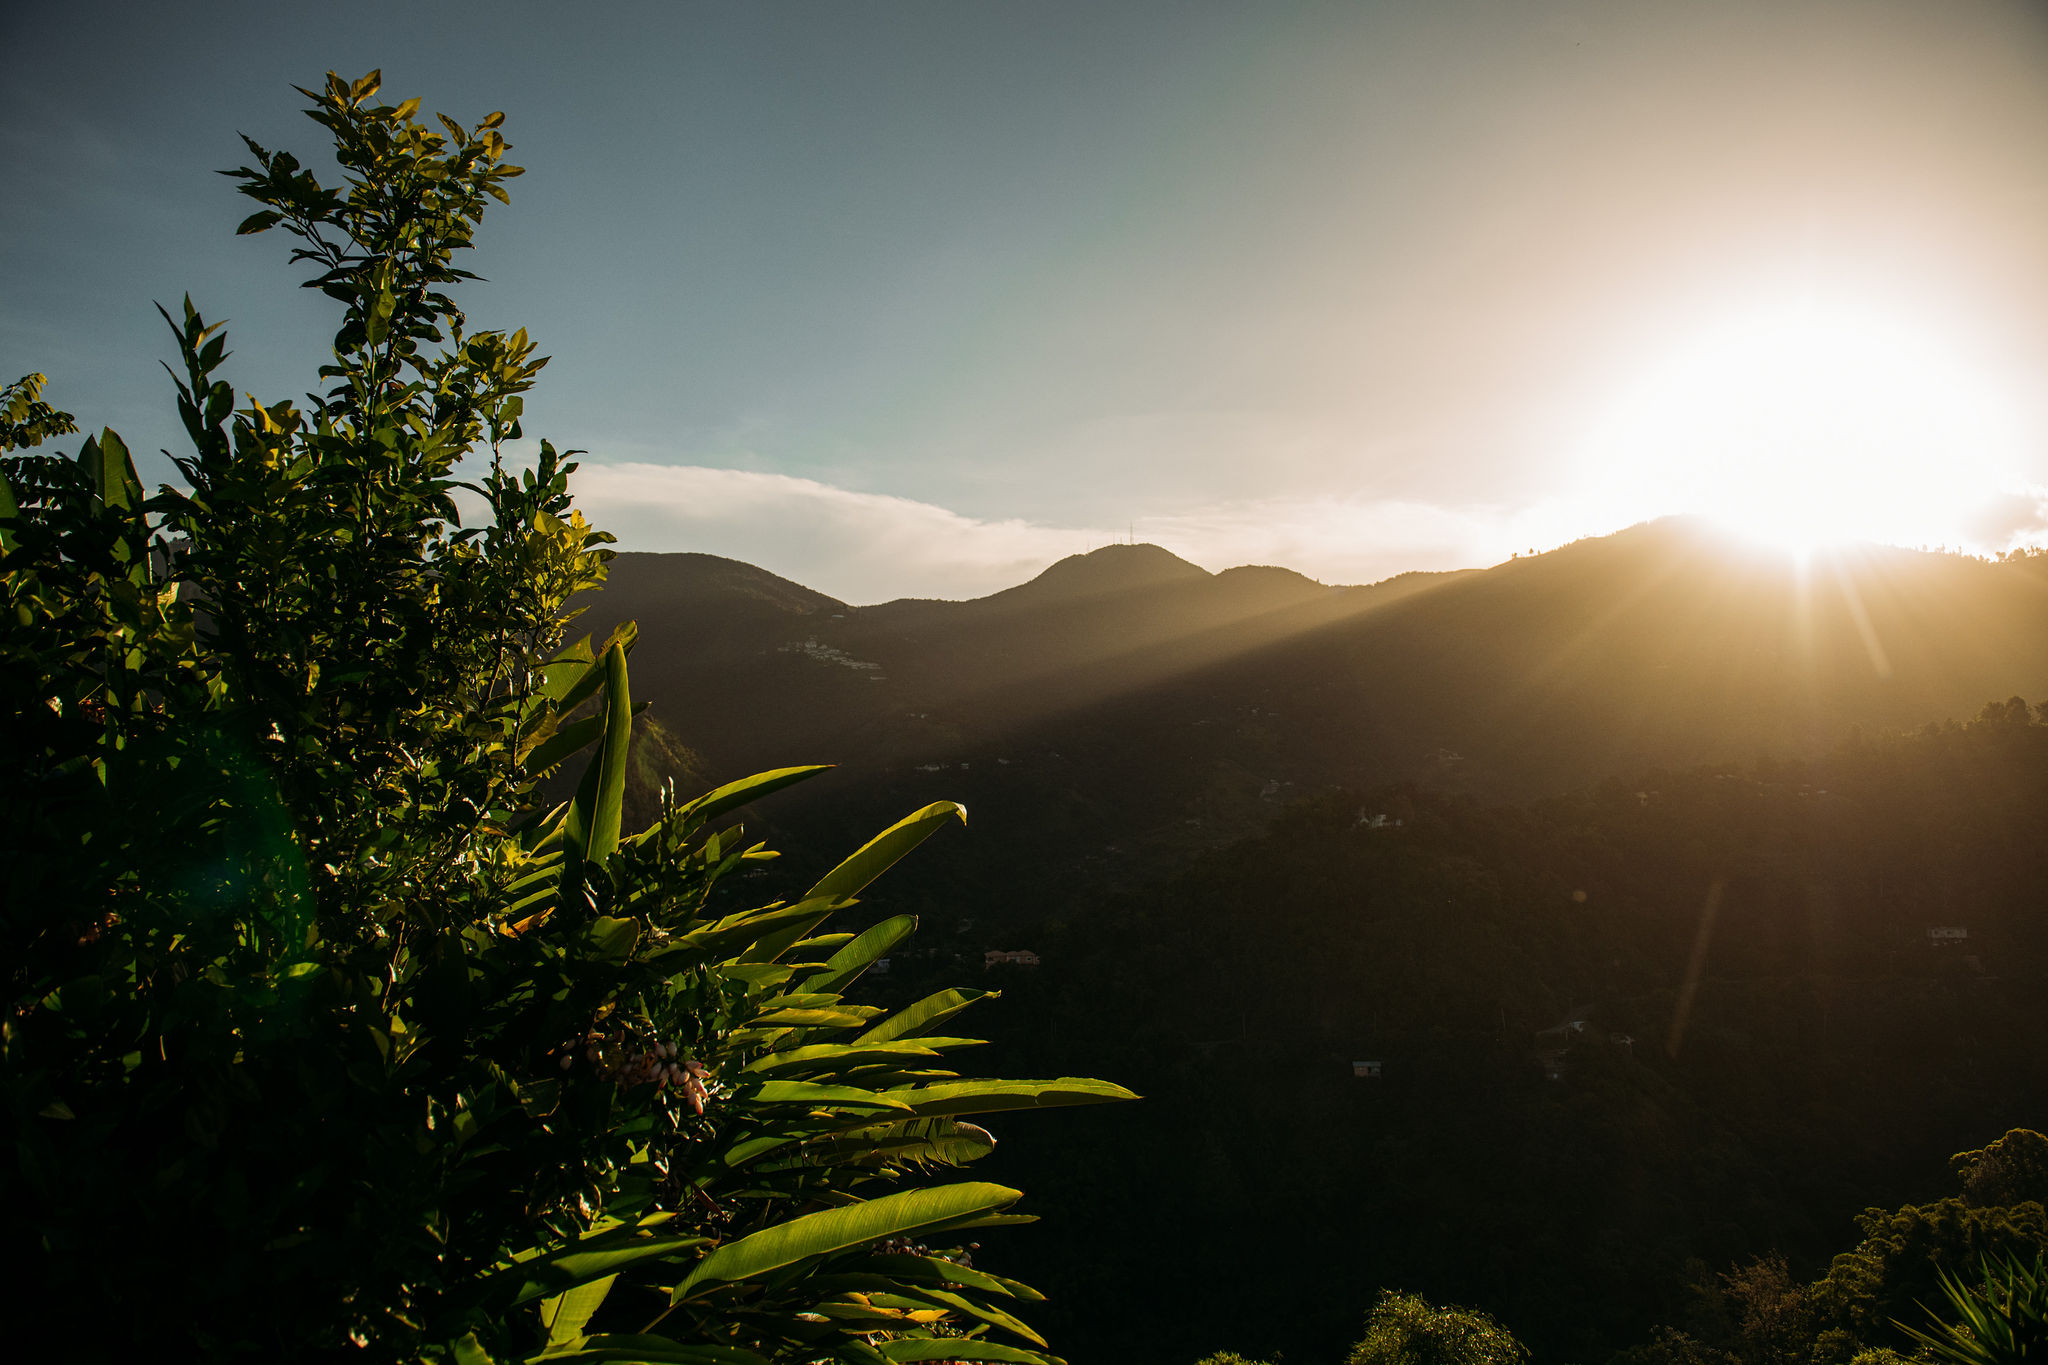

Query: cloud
left=1962, top=488, right=2048, bottom=549
left=567, top=462, right=1600, bottom=602
left=570, top=463, right=1113, bottom=603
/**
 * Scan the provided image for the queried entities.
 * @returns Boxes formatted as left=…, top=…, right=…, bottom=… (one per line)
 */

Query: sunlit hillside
left=578, top=517, right=2048, bottom=922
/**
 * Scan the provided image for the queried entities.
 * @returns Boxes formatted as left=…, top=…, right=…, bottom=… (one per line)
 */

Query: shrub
left=1345, top=1290, right=1529, bottom=1365
left=0, top=71, right=1128, bottom=1364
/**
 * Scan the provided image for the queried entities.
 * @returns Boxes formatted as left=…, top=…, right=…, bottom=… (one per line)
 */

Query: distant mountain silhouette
left=574, top=519, right=2048, bottom=925
left=974, top=542, right=1212, bottom=607
left=575, top=542, right=1455, bottom=782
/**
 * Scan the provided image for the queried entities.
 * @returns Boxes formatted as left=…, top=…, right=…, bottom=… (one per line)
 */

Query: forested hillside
left=823, top=708, right=2048, bottom=1364
left=586, top=521, right=2048, bottom=943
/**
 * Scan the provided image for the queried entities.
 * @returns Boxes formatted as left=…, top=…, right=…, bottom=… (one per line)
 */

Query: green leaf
left=566, top=643, right=632, bottom=867
left=742, top=1042, right=942, bottom=1074
left=77, top=430, right=142, bottom=513
left=540, top=1274, right=616, bottom=1348
left=526, top=714, right=603, bottom=774
left=808, top=802, right=966, bottom=905
left=803, top=915, right=917, bottom=996
left=483, top=1230, right=709, bottom=1307
left=890, top=1078, right=1139, bottom=1117
left=527, top=1338, right=771, bottom=1365
left=681, top=765, right=832, bottom=826
left=581, top=916, right=639, bottom=963
left=670, top=1183, right=1021, bottom=1302
left=849, top=1252, right=1044, bottom=1303
left=730, top=1080, right=912, bottom=1111
left=655, top=898, right=839, bottom=968
left=801, top=1117, right=999, bottom=1168
left=858, top=989, right=992, bottom=1045
left=879, top=1341, right=1062, bottom=1365
left=546, top=623, right=637, bottom=709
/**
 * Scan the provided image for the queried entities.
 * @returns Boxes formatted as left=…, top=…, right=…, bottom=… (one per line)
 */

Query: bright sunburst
left=1579, top=295, right=2026, bottom=553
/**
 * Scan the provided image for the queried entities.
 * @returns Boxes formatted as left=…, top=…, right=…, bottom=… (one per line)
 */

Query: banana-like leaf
left=735, top=905, right=841, bottom=966
left=679, top=765, right=832, bottom=827
left=802, top=915, right=916, bottom=996
left=81, top=429, right=143, bottom=513
left=858, top=989, right=992, bottom=1045
left=540, top=1274, right=616, bottom=1348
left=525, top=1337, right=769, bottom=1365
left=525, top=713, right=604, bottom=775
left=879, top=1340, right=1062, bottom=1365
left=727, top=1080, right=912, bottom=1111
left=825, top=1339, right=893, bottom=1365
left=742, top=1043, right=941, bottom=1075
left=847, top=1253, right=1044, bottom=1303
left=580, top=916, right=639, bottom=963
left=807, top=803, right=966, bottom=905
left=889, top=1078, right=1138, bottom=1117
left=799, top=1118, right=998, bottom=1168
left=544, top=622, right=637, bottom=709
left=565, top=643, right=633, bottom=866
left=884, top=1284, right=1046, bottom=1346
left=483, top=1230, right=709, bottom=1306
left=652, top=899, right=838, bottom=969
left=670, top=1183, right=1021, bottom=1303
left=749, top=1008, right=876, bottom=1029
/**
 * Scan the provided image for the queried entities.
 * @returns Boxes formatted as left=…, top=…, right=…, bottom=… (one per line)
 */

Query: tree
left=1958, top=1131, right=2048, bottom=1211
left=1, top=70, right=1127, bottom=1364
left=0, top=372, right=78, bottom=452
left=1344, top=1291, right=1529, bottom=1365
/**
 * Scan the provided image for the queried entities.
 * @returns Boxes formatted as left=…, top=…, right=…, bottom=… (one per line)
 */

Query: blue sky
left=10, top=1, right=2048, bottom=600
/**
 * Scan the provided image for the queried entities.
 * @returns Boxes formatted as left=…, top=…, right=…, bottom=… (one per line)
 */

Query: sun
left=1578, top=295, right=2026, bottom=554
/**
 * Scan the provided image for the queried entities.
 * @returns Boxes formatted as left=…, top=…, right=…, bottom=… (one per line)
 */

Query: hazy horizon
left=11, top=1, right=2048, bottom=600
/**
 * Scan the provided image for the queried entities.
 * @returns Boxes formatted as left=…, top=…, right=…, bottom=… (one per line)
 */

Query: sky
left=10, top=0, right=2048, bottom=601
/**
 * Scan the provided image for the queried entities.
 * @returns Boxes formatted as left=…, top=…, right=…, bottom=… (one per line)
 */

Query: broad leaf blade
left=858, top=989, right=991, bottom=1045
left=671, top=1183, right=1020, bottom=1302
left=808, top=802, right=965, bottom=905
left=682, top=765, right=832, bottom=826
left=803, top=914, right=916, bottom=996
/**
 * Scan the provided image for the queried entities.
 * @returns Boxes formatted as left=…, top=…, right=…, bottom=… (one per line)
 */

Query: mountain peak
left=1003, top=543, right=1210, bottom=604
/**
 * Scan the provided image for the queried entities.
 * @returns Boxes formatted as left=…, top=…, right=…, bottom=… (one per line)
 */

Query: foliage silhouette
left=0, top=71, right=1127, bottom=1364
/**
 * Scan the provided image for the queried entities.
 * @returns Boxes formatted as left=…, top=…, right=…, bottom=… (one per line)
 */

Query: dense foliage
left=0, top=72, right=1126, bottom=1364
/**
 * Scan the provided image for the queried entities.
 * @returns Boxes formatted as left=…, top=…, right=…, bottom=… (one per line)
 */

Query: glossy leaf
left=807, top=802, right=966, bottom=905
left=671, top=1183, right=1021, bottom=1302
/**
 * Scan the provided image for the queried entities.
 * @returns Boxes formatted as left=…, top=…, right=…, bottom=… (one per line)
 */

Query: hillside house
left=984, top=949, right=1041, bottom=969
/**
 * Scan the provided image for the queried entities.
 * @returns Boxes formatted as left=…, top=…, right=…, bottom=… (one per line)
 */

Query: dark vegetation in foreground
left=2, top=74, right=1126, bottom=1364
left=840, top=707, right=2048, bottom=1364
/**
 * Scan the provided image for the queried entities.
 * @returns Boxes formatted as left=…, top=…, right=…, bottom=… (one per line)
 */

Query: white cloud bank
left=569, top=462, right=1594, bottom=603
